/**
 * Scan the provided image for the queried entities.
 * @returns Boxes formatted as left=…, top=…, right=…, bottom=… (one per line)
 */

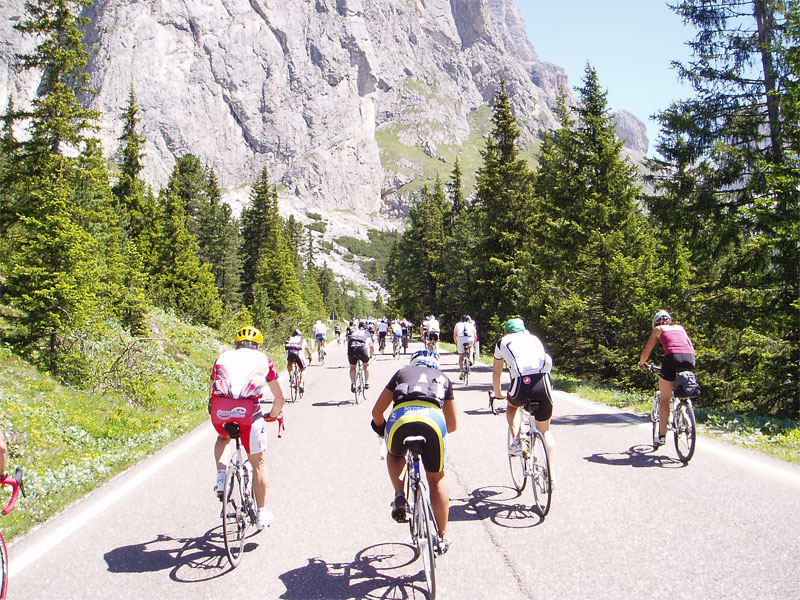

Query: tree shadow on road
left=278, top=543, right=430, bottom=599
left=552, top=413, right=644, bottom=427
left=449, top=486, right=543, bottom=529
left=103, top=525, right=254, bottom=581
left=585, top=445, right=685, bottom=469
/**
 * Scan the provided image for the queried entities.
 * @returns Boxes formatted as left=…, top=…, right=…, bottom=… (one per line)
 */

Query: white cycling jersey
left=454, top=321, right=476, bottom=340
left=494, top=331, right=552, bottom=379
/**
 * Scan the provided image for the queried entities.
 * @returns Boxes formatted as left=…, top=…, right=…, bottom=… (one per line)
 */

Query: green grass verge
left=0, top=308, right=292, bottom=542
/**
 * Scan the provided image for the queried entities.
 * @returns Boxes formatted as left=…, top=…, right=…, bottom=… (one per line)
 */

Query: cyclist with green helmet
left=492, top=318, right=555, bottom=476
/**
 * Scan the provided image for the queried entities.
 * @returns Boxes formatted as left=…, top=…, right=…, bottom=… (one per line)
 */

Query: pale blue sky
left=516, top=0, right=697, bottom=155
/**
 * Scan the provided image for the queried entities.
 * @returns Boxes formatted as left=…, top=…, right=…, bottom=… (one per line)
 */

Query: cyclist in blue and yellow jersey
left=370, top=349, right=457, bottom=554
left=209, top=326, right=286, bottom=530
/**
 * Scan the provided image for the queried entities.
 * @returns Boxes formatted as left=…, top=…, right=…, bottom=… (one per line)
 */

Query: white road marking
left=8, top=426, right=210, bottom=578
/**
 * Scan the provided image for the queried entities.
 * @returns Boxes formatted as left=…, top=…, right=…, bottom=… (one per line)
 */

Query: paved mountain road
left=7, top=340, right=800, bottom=599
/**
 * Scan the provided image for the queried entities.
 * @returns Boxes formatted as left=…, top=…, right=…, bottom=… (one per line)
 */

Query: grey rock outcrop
left=0, top=0, right=648, bottom=221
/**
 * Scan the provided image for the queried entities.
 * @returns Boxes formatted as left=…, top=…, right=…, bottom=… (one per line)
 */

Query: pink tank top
left=659, top=326, right=694, bottom=355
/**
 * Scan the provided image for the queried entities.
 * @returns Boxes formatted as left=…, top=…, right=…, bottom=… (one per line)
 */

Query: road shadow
left=103, top=525, right=261, bottom=581
left=449, top=486, right=543, bottom=529
left=585, top=445, right=685, bottom=469
left=278, top=543, right=430, bottom=599
left=552, top=413, right=644, bottom=427
left=312, top=397, right=362, bottom=407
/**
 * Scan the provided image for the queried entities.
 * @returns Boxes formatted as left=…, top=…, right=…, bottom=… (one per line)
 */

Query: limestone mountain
left=0, top=0, right=647, bottom=222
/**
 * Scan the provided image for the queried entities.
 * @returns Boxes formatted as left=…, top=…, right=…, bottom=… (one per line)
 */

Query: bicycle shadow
left=585, top=445, right=686, bottom=469
left=449, top=486, right=543, bottom=528
left=278, top=543, right=430, bottom=599
left=103, top=525, right=258, bottom=581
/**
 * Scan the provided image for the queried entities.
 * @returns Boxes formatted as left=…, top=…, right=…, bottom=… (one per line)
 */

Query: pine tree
left=472, top=79, right=537, bottom=340
left=240, top=167, right=273, bottom=306
left=532, top=65, right=666, bottom=384
left=150, top=188, right=222, bottom=326
left=650, top=0, right=797, bottom=414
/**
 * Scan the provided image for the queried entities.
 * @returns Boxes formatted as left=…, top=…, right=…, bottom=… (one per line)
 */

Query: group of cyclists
left=205, top=308, right=694, bottom=554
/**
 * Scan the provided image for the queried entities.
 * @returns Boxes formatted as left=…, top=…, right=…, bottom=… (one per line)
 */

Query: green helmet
left=504, top=317, right=525, bottom=333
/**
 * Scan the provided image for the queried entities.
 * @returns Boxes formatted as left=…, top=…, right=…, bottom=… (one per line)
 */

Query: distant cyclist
left=492, top=318, right=555, bottom=479
left=426, top=315, right=441, bottom=351
left=638, top=310, right=696, bottom=448
left=453, top=314, right=477, bottom=377
left=348, top=321, right=375, bottom=392
left=390, top=319, right=403, bottom=354
left=377, top=318, right=389, bottom=351
left=334, top=322, right=342, bottom=343
left=285, top=328, right=313, bottom=394
left=312, top=319, right=328, bottom=358
left=370, top=349, right=457, bottom=553
left=209, top=326, right=286, bottom=530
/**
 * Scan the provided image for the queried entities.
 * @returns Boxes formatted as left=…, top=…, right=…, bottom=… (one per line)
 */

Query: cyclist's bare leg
left=364, top=361, right=370, bottom=382
left=535, top=417, right=555, bottom=468
left=658, top=377, right=673, bottom=437
left=426, top=470, right=449, bottom=537
left=248, top=451, right=268, bottom=508
left=506, top=404, right=520, bottom=437
left=349, top=363, right=356, bottom=383
left=214, top=435, right=230, bottom=472
left=386, top=452, right=407, bottom=494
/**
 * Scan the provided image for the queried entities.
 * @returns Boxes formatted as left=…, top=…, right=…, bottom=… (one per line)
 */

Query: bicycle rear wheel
left=530, top=431, right=552, bottom=517
left=1, top=533, right=8, bottom=600
left=673, top=400, right=697, bottom=463
left=507, top=428, right=527, bottom=492
left=222, top=466, right=247, bottom=567
left=289, top=367, right=299, bottom=402
left=651, top=392, right=660, bottom=445
left=414, top=486, right=437, bottom=599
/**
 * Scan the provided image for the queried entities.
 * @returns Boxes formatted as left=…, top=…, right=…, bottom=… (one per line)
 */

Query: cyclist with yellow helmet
left=209, top=326, right=286, bottom=530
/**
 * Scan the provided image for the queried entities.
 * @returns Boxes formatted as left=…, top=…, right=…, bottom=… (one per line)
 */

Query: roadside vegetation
left=441, top=340, right=800, bottom=465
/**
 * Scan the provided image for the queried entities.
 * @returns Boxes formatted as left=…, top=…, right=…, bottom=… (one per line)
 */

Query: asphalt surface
left=6, top=338, right=800, bottom=599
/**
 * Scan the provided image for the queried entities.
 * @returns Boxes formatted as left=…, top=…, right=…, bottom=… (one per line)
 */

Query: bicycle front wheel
left=673, top=400, right=697, bottom=463
left=414, top=486, right=437, bottom=599
left=651, top=392, right=660, bottom=445
left=289, top=368, right=299, bottom=402
left=222, top=466, right=247, bottom=567
left=1, top=532, right=8, bottom=600
left=530, top=431, right=552, bottom=517
left=507, top=428, right=527, bottom=493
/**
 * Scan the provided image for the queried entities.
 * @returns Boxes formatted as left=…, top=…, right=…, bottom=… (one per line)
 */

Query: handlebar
left=266, top=411, right=285, bottom=438
left=2, top=466, right=25, bottom=516
left=639, top=362, right=661, bottom=374
left=487, top=390, right=504, bottom=415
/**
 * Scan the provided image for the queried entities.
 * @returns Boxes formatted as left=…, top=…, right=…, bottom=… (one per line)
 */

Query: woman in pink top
left=638, top=310, right=696, bottom=447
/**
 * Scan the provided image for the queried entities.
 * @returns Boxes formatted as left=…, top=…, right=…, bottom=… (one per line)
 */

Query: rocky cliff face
left=0, top=0, right=647, bottom=222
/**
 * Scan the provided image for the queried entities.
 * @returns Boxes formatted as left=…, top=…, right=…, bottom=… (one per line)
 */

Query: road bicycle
left=392, top=336, right=400, bottom=358
left=288, top=361, right=303, bottom=402
left=353, top=358, right=367, bottom=404
left=458, top=344, right=473, bottom=385
left=402, top=436, right=444, bottom=599
left=645, top=364, right=697, bottom=463
left=220, top=412, right=283, bottom=568
left=1, top=467, right=25, bottom=600
left=490, top=392, right=552, bottom=517
left=378, top=334, right=386, bottom=354
left=401, top=332, right=409, bottom=354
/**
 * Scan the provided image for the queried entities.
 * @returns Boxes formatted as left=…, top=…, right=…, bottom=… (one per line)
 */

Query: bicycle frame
left=1, top=468, right=25, bottom=600
left=646, top=364, right=697, bottom=463
left=403, top=437, right=438, bottom=598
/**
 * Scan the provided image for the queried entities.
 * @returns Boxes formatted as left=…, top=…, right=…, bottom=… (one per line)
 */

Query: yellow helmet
left=235, top=326, right=263, bottom=345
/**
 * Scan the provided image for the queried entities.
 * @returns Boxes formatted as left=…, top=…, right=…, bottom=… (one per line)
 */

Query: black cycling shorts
left=347, top=345, right=371, bottom=366
left=508, top=373, right=554, bottom=421
left=661, top=353, right=695, bottom=381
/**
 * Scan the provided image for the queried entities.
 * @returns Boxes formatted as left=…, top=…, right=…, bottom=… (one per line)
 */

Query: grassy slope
left=0, top=309, right=289, bottom=541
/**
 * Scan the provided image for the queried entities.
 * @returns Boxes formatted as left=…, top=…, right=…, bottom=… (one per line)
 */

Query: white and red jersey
left=494, top=331, right=552, bottom=379
left=210, top=347, right=278, bottom=399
